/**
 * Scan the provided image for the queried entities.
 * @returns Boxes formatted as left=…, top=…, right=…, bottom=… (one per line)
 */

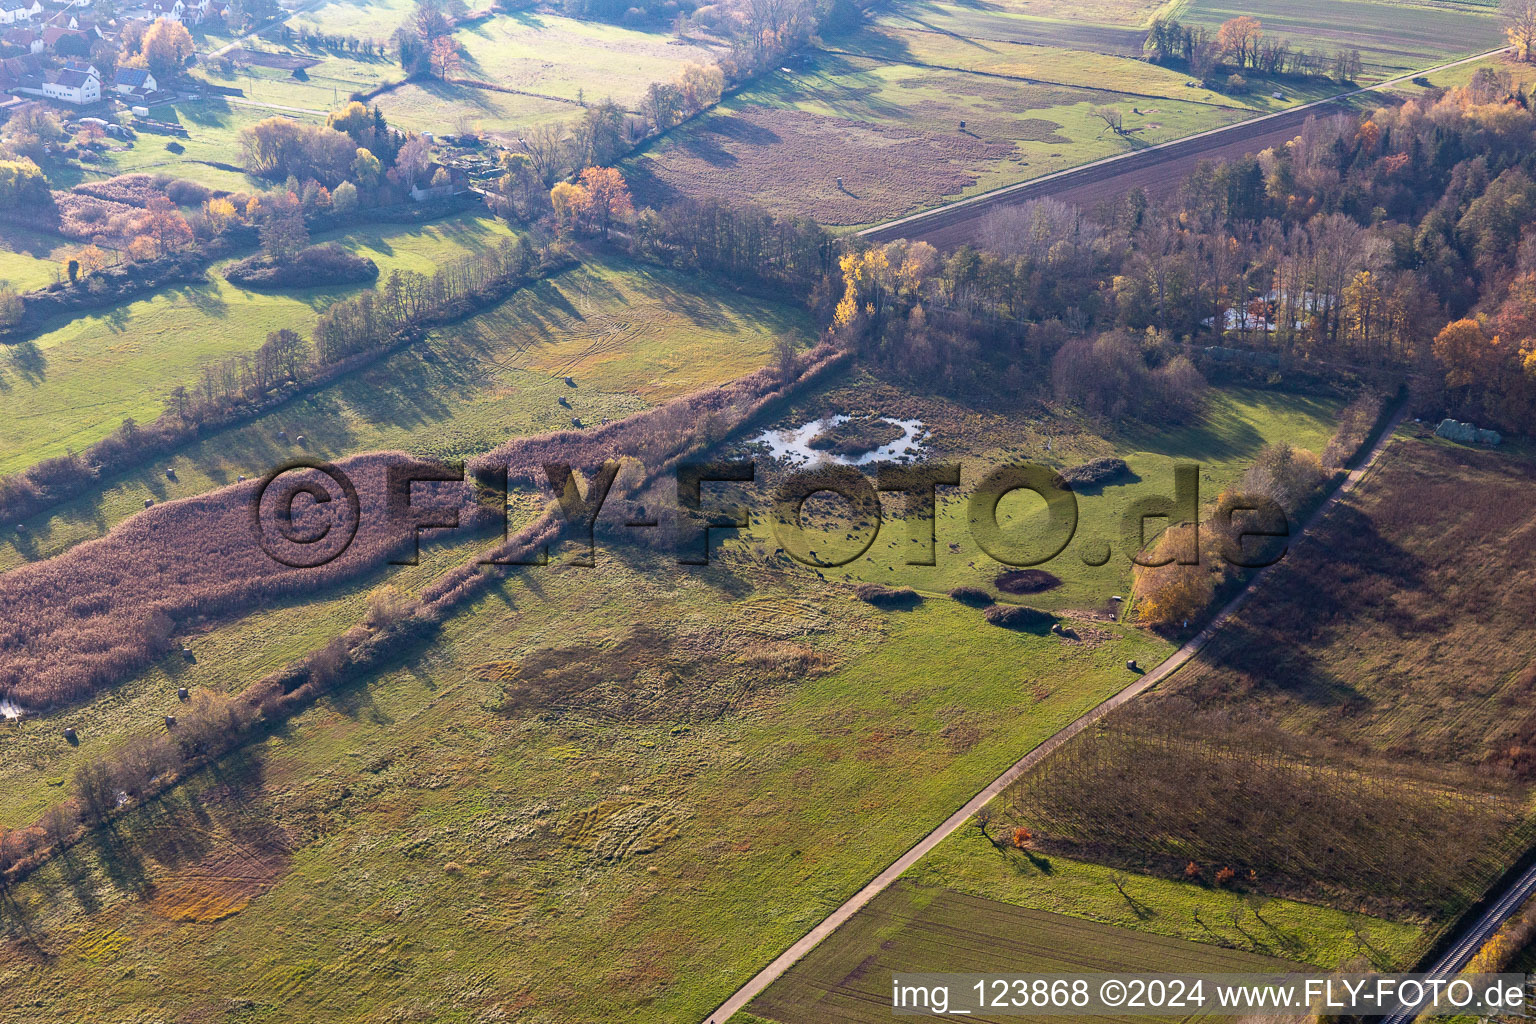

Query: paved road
left=703, top=410, right=1409, bottom=1024
left=1381, top=859, right=1536, bottom=1024
left=860, top=47, right=1512, bottom=249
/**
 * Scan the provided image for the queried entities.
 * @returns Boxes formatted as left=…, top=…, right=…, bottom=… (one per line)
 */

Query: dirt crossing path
left=703, top=407, right=1410, bottom=1024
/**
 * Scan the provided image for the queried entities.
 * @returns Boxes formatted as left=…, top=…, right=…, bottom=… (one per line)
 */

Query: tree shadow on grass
left=7, top=340, right=46, bottom=385
left=0, top=889, right=47, bottom=957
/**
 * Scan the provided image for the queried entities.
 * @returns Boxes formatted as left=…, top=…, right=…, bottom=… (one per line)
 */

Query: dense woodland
left=818, top=71, right=1536, bottom=435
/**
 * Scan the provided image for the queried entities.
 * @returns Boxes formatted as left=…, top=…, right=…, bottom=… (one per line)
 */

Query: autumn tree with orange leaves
left=577, top=166, right=632, bottom=240
left=1216, top=16, right=1262, bottom=69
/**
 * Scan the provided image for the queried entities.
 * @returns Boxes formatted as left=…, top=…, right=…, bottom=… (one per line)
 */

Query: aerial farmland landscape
left=0, top=0, right=1535, bottom=1018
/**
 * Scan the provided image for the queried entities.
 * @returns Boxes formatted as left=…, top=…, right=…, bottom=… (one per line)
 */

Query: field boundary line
left=703, top=407, right=1408, bottom=1024
left=857, top=46, right=1512, bottom=242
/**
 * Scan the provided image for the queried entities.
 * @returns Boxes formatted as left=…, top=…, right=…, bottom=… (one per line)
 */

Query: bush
left=1131, top=523, right=1222, bottom=630
left=949, top=586, right=993, bottom=607
left=224, top=242, right=378, bottom=289
left=994, top=569, right=1061, bottom=594
left=1322, top=391, right=1385, bottom=469
left=1059, top=457, right=1131, bottom=487
left=1238, top=442, right=1328, bottom=517
left=1051, top=332, right=1206, bottom=423
left=983, top=604, right=1055, bottom=631
left=854, top=583, right=922, bottom=608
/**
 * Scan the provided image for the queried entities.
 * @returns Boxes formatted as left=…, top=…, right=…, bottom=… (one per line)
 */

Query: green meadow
left=0, top=254, right=807, bottom=571
left=0, top=214, right=522, bottom=478
left=0, top=377, right=1344, bottom=1022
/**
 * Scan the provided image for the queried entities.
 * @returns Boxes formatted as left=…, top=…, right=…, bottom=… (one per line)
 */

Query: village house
left=2, top=25, right=41, bottom=51
left=0, top=0, right=42, bottom=25
left=149, top=0, right=209, bottom=23
left=409, top=163, right=467, bottom=202
left=112, top=65, right=155, bottom=96
left=39, top=24, right=92, bottom=54
left=14, top=57, right=99, bottom=103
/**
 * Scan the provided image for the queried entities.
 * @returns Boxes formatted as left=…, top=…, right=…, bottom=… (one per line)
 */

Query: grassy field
left=840, top=21, right=1342, bottom=111
left=55, top=98, right=316, bottom=192
left=281, top=0, right=422, bottom=37
left=0, top=541, right=1170, bottom=1023
left=1168, top=0, right=1506, bottom=82
left=0, top=214, right=524, bottom=478
left=453, top=13, right=723, bottom=106
left=1387, top=49, right=1536, bottom=96
left=0, top=378, right=1343, bottom=1021
left=0, top=254, right=807, bottom=572
left=876, top=0, right=1155, bottom=54
left=200, top=8, right=726, bottom=139
left=905, top=834, right=1426, bottom=967
left=627, top=50, right=1251, bottom=226
left=743, top=875, right=1404, bottom=1024
left=0, top=226, right=74, bottom=292
left=728, top=378, right=1340, bottom=610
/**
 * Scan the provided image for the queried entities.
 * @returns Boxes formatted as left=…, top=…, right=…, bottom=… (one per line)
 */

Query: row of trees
left=0, top=690, right=252, bottom=886
left=1146, top=15, right=1362, bottom=86
left=1003, top=713, right=1518, bottom=913
left=274, top=24, right=388, bottom=57
left=176, top=233, right=549, bottom=418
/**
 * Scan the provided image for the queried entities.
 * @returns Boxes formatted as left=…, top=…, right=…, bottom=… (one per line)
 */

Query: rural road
left=223, top=96, right=329, bottom=116
left=1381, top=859, right=1536, bottom=1024
left=704, top=409, right=1410, bottom=1024
left=860, top=46, right=1513, bottom=248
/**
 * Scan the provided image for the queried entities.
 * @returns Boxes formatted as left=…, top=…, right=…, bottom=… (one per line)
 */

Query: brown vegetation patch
left=225, top=243, right=379, bottom=289
left=0, top=453, right=494, bottom=708
left=628, top=105, right=1014, bottom=225
left=49, top=192, right=139, bottom=242
left=148, top=842, right=290, bottom=923
left=983, top=604, right=1054, bottom=631
left=561, top=799, right=680, bottom=862
left=481, top=624, right=834, bottom=724
left=72, top=173, right=208, bottom=210
left=854, top=583, right=922, bottom=608
left=1010, top=718, right=1524, bottom=916
left=807, top=416, right=905, bottom=457
left=1059, top=457, right=1132, bottom=488
left=994, top=569, right=1060, bottom=595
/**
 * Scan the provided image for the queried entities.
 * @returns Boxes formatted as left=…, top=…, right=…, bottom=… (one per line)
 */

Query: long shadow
left=0, top=889, right=46, bottom=956
left=1173, top=502, right=1430, bottom=713
left=7, top=340, right=46, bottom=384
left=87, top=823, right=153, bottom=899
